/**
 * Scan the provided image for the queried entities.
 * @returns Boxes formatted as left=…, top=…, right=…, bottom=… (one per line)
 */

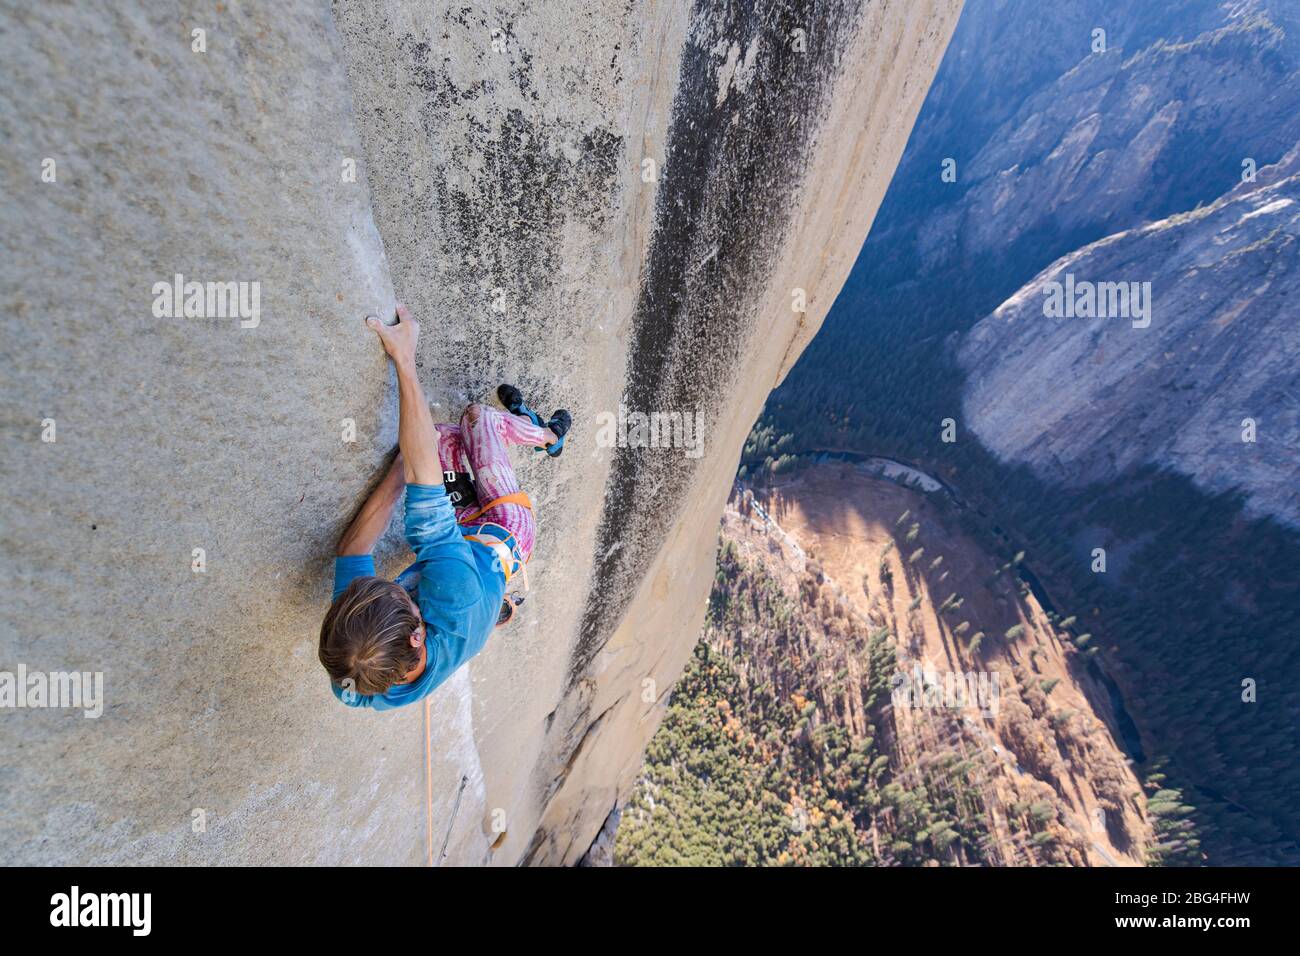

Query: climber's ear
left=409, top=622, right=426, bottom=648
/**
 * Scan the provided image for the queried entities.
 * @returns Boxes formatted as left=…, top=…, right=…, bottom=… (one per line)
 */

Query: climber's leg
left=497, top=384, right=570, bottom=456
left=435, top=423, right=468, bottom=473
left=500, top=406, right=554, bottom=448
left=496, top=384, right=544, bottom=430
left=459, top=403, right=538, bottom=560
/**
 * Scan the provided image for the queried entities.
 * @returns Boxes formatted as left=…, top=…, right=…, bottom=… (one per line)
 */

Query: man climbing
left=319, top=304, right=571, bottom=710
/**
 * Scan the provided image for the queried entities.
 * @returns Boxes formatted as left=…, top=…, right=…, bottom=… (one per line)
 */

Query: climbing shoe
left=499, top=383, right=569, bottom=456
left=544, top=409, right=571, bottom=458
left=497, top=384, right=541, bottom=427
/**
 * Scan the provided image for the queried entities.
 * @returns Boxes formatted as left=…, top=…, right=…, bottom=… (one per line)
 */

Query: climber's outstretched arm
left=335, top=451, right=405, bottom=557
left=366, top=304, right=442, bottom=486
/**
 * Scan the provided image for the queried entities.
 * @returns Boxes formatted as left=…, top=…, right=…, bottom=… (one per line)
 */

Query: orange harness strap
left=456, top=490, right=532, bottom=526
left=463, top=534, right=521, bottom=584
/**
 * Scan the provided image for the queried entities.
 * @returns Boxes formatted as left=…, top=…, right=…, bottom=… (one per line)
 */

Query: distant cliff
left=961, top=145, right=1300, bottom=529
left=863, top=0, right=1300, bottom=291
left=0, top=0, right=961, bottom=864
left=749, top=0, right=1300, bottom=864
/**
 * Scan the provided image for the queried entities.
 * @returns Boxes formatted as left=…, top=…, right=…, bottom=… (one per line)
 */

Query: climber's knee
left=463, top=403, right=487, bottom=427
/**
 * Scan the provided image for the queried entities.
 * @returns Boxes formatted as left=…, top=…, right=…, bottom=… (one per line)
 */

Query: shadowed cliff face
left=0, top=0, right=961, bottom=865
left=523, top=0, right=966, bottom=864
left=573, top=0, right=870, bottom=686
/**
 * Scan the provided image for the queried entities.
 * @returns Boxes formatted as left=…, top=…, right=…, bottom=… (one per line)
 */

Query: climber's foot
left=543, top=409, right=571, bottom=458
left=498, top=383, right=563, bottom=453
left=497, top=384, right=528, bottom=418
left=497, top=383, right=545, bottom=427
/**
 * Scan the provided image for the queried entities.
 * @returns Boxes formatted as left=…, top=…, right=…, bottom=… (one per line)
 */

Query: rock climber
left=318, top=304, right=571, bottom=710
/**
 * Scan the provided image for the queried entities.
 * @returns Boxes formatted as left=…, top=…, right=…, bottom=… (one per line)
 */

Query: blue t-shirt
left=328, top=483, right=506, bottom=710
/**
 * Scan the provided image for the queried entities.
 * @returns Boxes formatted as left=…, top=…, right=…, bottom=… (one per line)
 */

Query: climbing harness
left=458, top=492, right=532, bottom=622
left=459, top=493, right=531, bottom=589
left=457, top=489, right=532, bottom=526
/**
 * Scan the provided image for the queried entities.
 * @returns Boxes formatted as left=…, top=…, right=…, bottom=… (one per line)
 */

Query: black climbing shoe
left=498, top=383, right=564, bottom=454
left=544, top=409, right=571, bottom=458
left=498, top=383, right=546, bottom=431
left=497, top=384, right=528, bottom=418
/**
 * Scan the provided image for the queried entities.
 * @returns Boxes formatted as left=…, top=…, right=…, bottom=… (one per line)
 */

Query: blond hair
left=319, top=577, right=422, bottom=696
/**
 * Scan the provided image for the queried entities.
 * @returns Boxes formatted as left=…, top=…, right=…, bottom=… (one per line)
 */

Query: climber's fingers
left=366, top=303, right=420, bottom=363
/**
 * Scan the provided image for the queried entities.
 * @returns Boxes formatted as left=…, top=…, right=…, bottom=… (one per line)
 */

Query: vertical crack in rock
left=569, top=0, right=867, bottom=685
